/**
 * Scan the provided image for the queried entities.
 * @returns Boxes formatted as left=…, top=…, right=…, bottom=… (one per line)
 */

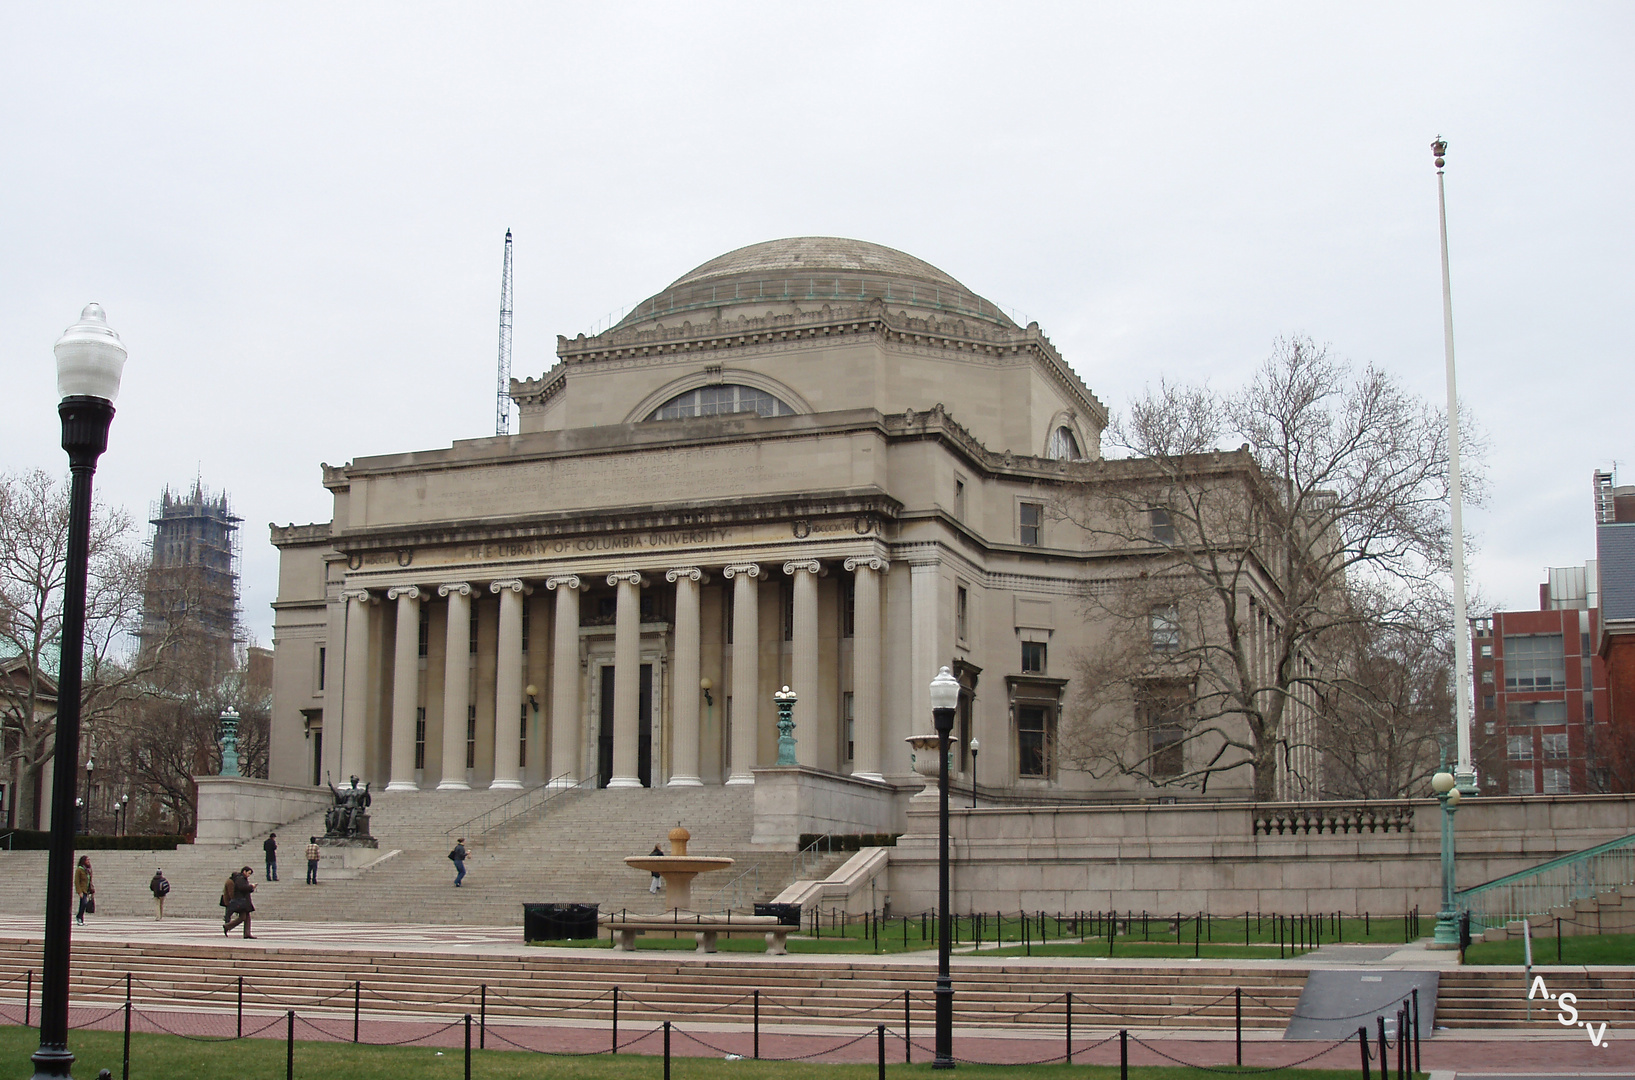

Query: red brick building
left=1595, top=470, right=1635, bottom=791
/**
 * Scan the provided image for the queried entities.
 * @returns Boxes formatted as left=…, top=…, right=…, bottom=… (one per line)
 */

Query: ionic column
left=607, top=571, right=647, bottom=788
left=909, top=556, right=940, bottom=744
left=783, top=561, right=822, bottom=768
left=338, top=588, right=374, bottom=781
left=544, top=575, right=581, bottom=788
left=722, top=563, right=761, bottom=785
left=386, top=585, right=422, bottom=791
left=436, top=582, right=473, bottom=790
left=490, top=579, right=531, bottom=789
left=844, top=556, right=889, bottom=780
left=666, top=568, right=706, bottom=786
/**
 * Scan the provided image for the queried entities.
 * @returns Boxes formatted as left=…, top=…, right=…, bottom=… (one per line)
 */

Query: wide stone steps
left=1435, top=969, right=1635, bottom=1028
left=0, top=937, right=1309, bottom=1029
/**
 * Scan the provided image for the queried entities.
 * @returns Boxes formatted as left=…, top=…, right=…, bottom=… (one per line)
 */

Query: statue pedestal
left=322, top=835, right=379, bottom=849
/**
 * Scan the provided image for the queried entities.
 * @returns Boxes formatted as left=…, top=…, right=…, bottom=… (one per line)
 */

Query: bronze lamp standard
left=929, top=666, right=960, bottom=1069
left=34, top=304, right=126, bottom=1080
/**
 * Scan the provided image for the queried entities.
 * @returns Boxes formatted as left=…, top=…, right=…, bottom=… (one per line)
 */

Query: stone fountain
left=606, top=824, right=791, bottom=953
left=622, top=825, right=735, bottom=911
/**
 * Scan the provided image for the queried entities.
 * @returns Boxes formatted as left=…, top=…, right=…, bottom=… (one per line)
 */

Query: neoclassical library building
left=268, top=237, right=1252, bottom=814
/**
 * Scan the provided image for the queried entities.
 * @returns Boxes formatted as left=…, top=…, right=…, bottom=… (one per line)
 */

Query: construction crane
left=494, top=229, right=514, bottom=435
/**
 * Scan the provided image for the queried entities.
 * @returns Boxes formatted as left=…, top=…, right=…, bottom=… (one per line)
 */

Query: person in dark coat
left=223, top=866, right=256, bottom=938
left=149, top=868, right=170, bottom=920
left=648, top=845, right=664, bottom=894
left=449, top=839, right=467, bottom=887
left=263, top=832, right=278, bottom=881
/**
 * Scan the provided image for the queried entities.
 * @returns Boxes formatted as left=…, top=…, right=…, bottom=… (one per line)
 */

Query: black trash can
left=523, top=903, right=600, bottom=942
left=754, top=902, right=802, bottom=927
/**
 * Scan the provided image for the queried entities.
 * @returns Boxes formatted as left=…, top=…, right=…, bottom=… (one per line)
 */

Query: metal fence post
left=664, top=1020, right=672, bottom=1080
left=286, top=1010, right=294, bottom=1080
left=237, top=975, right=244, bottom=1038
left=464, top=1013, right=472, bottom=1080
left=1411, top=988, right=1421, bottom=1074
left=122, top=973, right=131, bottom=1080
left=352, top=980, right=359, bottom=1043
left=1235, top=986, right=1242, bottom=1066
left=612, top=985, right=619, bottom=1054
left=480, top=984, right=487, bottom=1049
left=1065, top=991, right=1073, bottom=1063
left=25, top=969, right=32, bottom=1027
left=1120, top=1028, right=1128, bottom=1080
left=1358, top=1025, right=1370, bottom=1080
left=904, top=988, right=911, bottom=1063
left=753, top=988, right=759, bottom=1059
left=877, top=1024, right=885, bottom=1080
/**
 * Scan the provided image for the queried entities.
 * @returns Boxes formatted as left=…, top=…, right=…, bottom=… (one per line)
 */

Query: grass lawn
left=0, top=1027, right=1409, bottom=1080
left=535, top=912, right=1424, bottom=957
left=1462, top=931, right=1635, bottom=966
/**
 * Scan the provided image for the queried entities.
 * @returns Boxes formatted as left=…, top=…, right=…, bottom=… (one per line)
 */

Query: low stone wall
left=194, top=777, right=332, bottom=847
left=881, top=794, right=1635, bottom=916
left=749, top=766, right=906, bottom=848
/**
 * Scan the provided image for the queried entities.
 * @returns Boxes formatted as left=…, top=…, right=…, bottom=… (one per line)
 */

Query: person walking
left=222, top=866, right=256, bottom=938
left=149, top=868, right=170, bottom=920
left=304, top=836, right=321, bottom=884
left=449, top=838, right=467, bottom=888
left=73, top=856, right=94, bottom=924
left=263, top=832, right=279, bottom=881
left=648, top=844, right=664, bottom=894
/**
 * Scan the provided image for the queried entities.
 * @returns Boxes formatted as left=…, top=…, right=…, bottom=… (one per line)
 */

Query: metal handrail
left=701, top=865, right=760, bottom=912
left=449, top=773, right=591, bottom=847
left=1456, top=831, right=1635, bottom=930
left=794, top=833, right=835, bottom=879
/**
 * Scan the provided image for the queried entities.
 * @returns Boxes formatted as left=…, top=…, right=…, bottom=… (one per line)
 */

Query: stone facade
left=268, top=238, right=1278, bottom=809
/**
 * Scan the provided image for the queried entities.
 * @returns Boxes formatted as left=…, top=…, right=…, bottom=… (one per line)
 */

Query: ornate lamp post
left=772, top=686, right=798, bottom=765
left=218, top=709, right=242, bottom=777
left=929, top=665, right=960, bottom=1069
left=35, top=303, right=126, bottom=1079
left=969, top=738, right=979, bottom=809
left=116, top=794, right=130, bottom=837
left=1431, top=770, right=1462, bottom=948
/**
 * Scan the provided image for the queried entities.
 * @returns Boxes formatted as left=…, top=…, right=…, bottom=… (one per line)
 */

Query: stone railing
left=1252, top=801, right=1417, bottom=836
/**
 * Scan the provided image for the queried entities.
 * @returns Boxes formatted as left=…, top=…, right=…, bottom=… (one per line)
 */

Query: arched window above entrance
left=647, top=384, right=796, bottom=421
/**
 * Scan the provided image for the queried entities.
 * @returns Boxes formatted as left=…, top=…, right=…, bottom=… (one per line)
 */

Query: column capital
left=437, top=581, right=473, bottom=597
left=783, top=560, right=824, bottom=577
left=490, top=579, right=533, bottom=595
left=387, top=585, right=421, bottom=601
left=340, top=588, right=374, bottom=604
left=844, top=556, right=890, bottom=574
left=665, top=566, right=709, bottom=584
left=606, top=571, right=647, bottom=587
left=544, top=574, right=581, bottom=591
left=723, top=563, right=761, bottom=579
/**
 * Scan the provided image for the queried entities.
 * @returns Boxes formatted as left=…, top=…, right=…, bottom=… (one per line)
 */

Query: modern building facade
left=268, top=238, right=1303, bottom=812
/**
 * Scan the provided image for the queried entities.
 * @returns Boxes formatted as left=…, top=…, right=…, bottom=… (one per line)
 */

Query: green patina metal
left=1456, top=831, right=1635, bottom=931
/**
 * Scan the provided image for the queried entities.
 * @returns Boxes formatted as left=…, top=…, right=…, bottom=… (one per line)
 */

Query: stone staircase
left=0, top=787, right=830, bottom=927
left=1437, top=967, right=1635, bottom=1028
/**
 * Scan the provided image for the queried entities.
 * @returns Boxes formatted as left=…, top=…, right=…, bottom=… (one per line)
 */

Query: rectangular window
left=469, top=608, right=480, bottom=655
left=1507, top=735, right=1533, bottom=761
left=1151, top=604, right=1180, bottom=653
left=1150, top=507, right=1175, bottom=545
left=1140, top=682, right=1189, bottom=778
left=1543, top=767, right=1571, bottom=794
left=1484, top=721, right=1496, bottom=735
left=1480, top=644, right=1492, bottom=658
left=1016, top=705, right=1052, bottom=778
left=317, top=646, right=326, bottom=691
left=956, top=586, right=969, bottom=642
left=1543, top=733, right=1569, bottom=759
left=519, top=703, right=528, bottom=768
left=466, top=706, right=477, bottom=769
left=1506, top=700, right=1569, bottom=724
left=1481, top=694, right=1495, bottom=712
left=1503, top=634, right=1566, bottom=691
left=1019, top=502, right=1042, bottom=546
left=1481, top=669, right=1494, bottom=684
left=841, top=577, right=855, bottom=639
left=414, top=707, right=427, bottom=770
left=843, top=692, right=855, bottom=762
left=954, top=478, right=966, bottom=522
left=1021, top=640, right=1046, bottom=673
left=418, top=605, right=430, bottom=658
left=1510, top=768, right=1536, bottom=795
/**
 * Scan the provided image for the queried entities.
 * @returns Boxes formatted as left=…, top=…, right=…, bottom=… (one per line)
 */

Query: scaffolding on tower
left=495, top=229, right=514, bottom=435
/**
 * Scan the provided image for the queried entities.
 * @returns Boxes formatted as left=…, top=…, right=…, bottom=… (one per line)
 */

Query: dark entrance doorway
left=597, top=663, right=653, bottom=787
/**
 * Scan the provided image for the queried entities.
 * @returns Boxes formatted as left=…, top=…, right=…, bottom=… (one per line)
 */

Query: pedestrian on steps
left=305, top=837, right=320, bottom=884
left=149, top=868, right=170, bottom=920
left=263, top=832, right=279, bottom=881
left=648, top=844, right=664, bottom=894
left=222, top=866, right=256, bottom=938
left=449, top=838, right=467, bottom=887
left=73, top=855, right=94, bottom=924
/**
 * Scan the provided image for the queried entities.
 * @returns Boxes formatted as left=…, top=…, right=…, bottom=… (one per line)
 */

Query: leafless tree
left=1057, top=337, right=1478, bottom=801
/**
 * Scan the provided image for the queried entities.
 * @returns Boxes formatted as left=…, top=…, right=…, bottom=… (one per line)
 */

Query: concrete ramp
left=1283, top=970, right=1439, bottom=1040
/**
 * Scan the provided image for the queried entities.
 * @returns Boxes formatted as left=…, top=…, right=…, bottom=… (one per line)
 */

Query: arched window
left=1046, top=425, right=1082, bottom=461
left=647, top=384, right=796, bottom=421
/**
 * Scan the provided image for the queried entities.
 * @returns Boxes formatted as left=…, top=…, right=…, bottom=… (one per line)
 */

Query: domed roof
left=668, top=237, right=967, bottom=292
left=613, top=237, right=1016, bottom=331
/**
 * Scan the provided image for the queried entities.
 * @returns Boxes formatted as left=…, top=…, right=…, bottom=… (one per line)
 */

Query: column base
left=435, top=780, right=471, bottom=791
left=667, top=776, right=703, bottom=787
left=725, top=773, right=755, bottom=786
left=384, top=781, right=419, bottom=792
left=606, top=776, right=642, bottom=788
left=489, top=779, right=523, bottom=790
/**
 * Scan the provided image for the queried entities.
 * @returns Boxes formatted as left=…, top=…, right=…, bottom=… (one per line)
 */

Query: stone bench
left=602, top=916, right=789, bottom=954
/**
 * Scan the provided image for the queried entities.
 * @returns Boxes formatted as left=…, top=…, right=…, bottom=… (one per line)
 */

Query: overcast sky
left=3, top=3, right=1630, bottom=649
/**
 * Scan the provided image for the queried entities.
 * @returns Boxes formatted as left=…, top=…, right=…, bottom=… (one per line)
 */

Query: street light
left=1431, top=770, right=1462, bottom=948
left=83, top=759, right=93, bottom=831
left=969, top=738, right=980, bottom=809
left=929, top=665, right=960, bottom=1070
left=116, top=794, right=130, bottom=837
left=35, top=303, right=125, bottom=1080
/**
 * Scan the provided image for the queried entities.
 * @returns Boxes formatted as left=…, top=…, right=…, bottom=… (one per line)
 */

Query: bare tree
left=1057, top=337, right=1476, bottom=801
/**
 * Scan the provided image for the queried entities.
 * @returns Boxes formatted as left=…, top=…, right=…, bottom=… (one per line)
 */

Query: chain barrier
left=1131, top=1033, right=1352, bottom=1074
left=359, top=981, right=477, bottom=1010
left=294, top=1013, right=465, bottom=1048
left=484, top=985, right=616, bottom=1016
left=243, top=979, right=354, bottom=1008
left=617, top=988, right=756, bottom=1015
left=65, top=1005, right=124, bottom=1029
left=757, top=991, right=902, bottom=1020
left=130, top=1007, right=283, bottom=1042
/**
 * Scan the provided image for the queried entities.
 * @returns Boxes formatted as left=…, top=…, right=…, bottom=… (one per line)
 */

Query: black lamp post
left=929, top=665, right=960, bottom=1070
left=34, top=303, right=126, bottom=1080
left=969, top=738, right=979, bottom=809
